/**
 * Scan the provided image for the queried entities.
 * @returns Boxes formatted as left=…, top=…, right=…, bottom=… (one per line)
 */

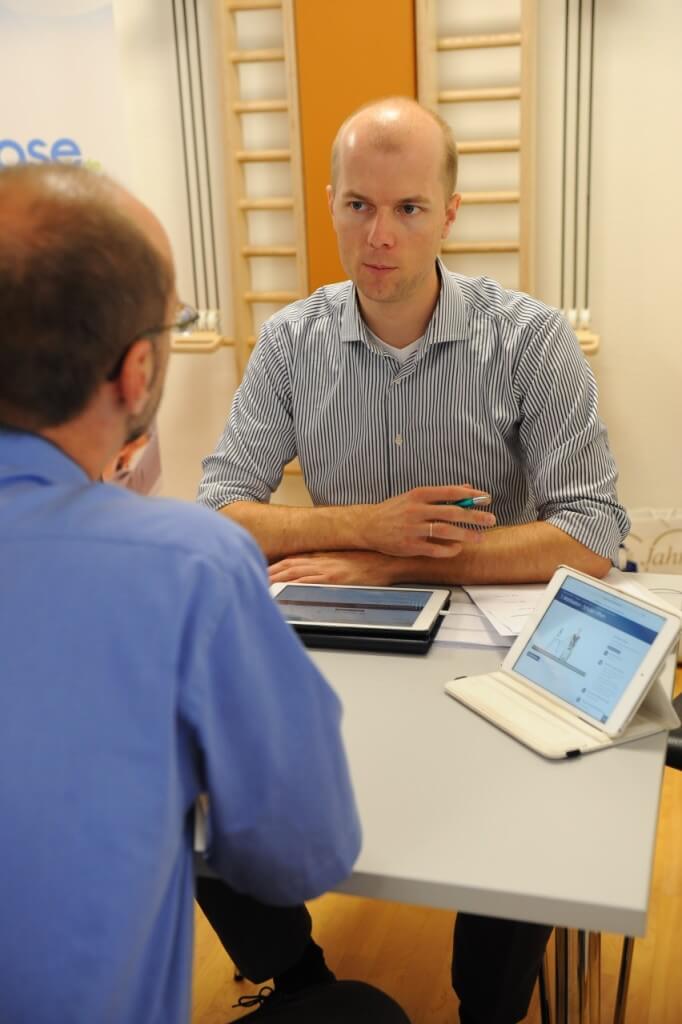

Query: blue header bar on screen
left=555, top=586, right=660, bottom=645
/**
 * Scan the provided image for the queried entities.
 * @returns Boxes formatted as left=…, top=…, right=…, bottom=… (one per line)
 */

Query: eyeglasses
left=166, top=302, right=201, bottom=334
left=107, top=302, right=200, bottom=380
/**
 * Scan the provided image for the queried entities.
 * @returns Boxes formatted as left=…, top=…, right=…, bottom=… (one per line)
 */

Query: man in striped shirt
left=199, top=99, right=628, bottom=593
left=198, top=99, right=629, bottom=1023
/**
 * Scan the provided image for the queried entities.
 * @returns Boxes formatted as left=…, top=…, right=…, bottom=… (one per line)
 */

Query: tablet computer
left=270, top=582, right=450, bottom=651
left=446, top=566, right=681, bottom=758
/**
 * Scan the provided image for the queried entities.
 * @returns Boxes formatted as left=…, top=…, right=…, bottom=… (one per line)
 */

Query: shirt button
left=394, top=434, right=404, bottom=446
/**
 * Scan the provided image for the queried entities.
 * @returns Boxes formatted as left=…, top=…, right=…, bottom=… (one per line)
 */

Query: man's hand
left=269, top=550, right=408, bottom=585
left=223, top=484, right=495, bottom=563
left=358, top=485, right=495, bottom=558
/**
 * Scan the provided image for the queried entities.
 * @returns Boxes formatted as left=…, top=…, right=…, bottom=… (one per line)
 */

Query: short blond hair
left=330, top=97, right=458, bottom=199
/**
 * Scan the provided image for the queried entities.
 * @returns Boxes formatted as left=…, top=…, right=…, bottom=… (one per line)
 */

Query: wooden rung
left=244, top=291, right=300, bottom=303
left=236, top=149, right=291, bottom=162
left=439, top=87, right=521, bottom=103
left=458, top=139, right=520, bottom=154
left=460, top=191, right=520, bottom=204
left=238, top=197, right=294, bottom=210
left=229, top=48, right=284, bottom=63
left=438, top=33, right=521, bottom=51
left=441, top=241, right=520, bottom=254
left=233, top=99, right=288, bottom=113
left=227, top=0, right=282, bottom=11
left=243, top=245, right=297, bottom=257
left=170, top=330, right=225, bottom=354
left=283, top=458, right=302, bottom=476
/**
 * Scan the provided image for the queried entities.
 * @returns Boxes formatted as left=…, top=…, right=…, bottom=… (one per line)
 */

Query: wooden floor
left=191, top=670, right=682, bottom=1024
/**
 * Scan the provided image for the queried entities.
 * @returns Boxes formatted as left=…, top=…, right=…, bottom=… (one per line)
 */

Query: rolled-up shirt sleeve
left=513, top=310, right=630, bottom=561
left=198, top=322, right=297, bottom=510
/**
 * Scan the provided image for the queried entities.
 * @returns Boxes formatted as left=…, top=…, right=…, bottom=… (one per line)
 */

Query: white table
left=310, top=572, right=681, bottom=1023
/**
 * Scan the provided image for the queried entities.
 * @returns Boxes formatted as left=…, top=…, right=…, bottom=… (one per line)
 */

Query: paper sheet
left=462, top=584, right=546, bottom=636
left=436, top=605, right=513, bottom=648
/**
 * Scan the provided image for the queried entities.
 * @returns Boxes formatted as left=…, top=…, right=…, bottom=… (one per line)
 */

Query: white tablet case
left=445, top=579, right=681, bottom=760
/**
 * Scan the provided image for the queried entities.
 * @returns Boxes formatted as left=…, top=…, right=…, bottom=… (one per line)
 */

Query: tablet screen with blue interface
left=274, top=584, right=432, bottom=628
left=512, top=576, right=666, bottom=723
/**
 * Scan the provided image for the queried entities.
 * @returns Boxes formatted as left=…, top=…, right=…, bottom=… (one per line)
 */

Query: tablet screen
left=274, top=584, right=433, bottom=628
left=511, top=576, right=667, bottom=723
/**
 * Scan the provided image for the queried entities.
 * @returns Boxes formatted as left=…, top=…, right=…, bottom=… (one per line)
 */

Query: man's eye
left=349, top=200, right=366, bottom=211
left=401, top=204, right=420, bottom=216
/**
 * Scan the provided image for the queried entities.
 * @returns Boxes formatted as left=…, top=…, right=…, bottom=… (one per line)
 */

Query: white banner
left=0, top=0, right=129, bottom=182
left=0, top=0, right=164, bottom=494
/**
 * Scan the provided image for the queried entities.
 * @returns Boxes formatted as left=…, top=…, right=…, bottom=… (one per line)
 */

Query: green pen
left=452, top=495, right=491, bottom=508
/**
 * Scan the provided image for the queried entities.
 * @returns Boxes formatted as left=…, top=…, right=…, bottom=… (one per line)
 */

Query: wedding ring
left=429, top=521, right=433, bottom=539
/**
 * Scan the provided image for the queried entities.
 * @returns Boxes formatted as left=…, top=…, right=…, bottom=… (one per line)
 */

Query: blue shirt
left=0, top=430, right=361, bottom=1024
left=199, top=262, right=629, bottom=560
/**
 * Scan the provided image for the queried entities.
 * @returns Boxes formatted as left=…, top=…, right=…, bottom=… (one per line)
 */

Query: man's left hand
left=268, top=550, right=401, bottom=585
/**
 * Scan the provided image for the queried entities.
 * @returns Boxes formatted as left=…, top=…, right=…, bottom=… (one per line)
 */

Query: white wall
left=113, top=0, right=237, bottom=501
left=535, top=0, right=682, bottom=510
left=113, top=0, right=682, bottom=510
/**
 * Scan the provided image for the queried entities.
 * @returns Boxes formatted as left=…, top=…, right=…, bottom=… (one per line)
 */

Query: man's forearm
left=220, top=500, right=366, bottom=561
left=389, top=521, right=611, bottom=585
left=220, top=485, right=495, bottom=562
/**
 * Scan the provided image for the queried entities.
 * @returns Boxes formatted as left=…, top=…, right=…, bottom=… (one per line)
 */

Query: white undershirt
left=365, top=327, right=425, bottom=365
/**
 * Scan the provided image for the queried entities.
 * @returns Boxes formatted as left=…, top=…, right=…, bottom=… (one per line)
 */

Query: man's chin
left=124, top=423, right=148, bottom=445
left=124, top=407, right=157, bottom=446
left=356, top=275, right=403, bottom=304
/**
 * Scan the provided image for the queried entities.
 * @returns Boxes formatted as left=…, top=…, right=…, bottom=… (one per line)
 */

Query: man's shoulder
left=263, top=280, right=353, bottom=337
left=79, top=485, right=264, bottom=578
left=446, top=269, right=560, bottom=333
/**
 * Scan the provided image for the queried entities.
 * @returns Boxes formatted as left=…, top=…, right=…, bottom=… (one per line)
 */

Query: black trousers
left=452, top=912, right=552, bottom=1024
left=194, top=876, right=314, bottom=981
left=195, top=877, right=551, bottom=1024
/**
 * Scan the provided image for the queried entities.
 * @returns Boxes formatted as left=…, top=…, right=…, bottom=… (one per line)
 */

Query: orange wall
left=294, top=0, right=416, bottom=292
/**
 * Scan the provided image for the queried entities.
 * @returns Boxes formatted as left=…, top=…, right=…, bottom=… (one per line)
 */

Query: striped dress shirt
left=199, top=261, right=629, bottom=560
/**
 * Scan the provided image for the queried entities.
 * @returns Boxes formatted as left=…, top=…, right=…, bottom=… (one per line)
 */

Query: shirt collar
left=425, top=258, right=469, bottom=344
left=340, top=283, right=370, bottom=344
left=0, top=428, right=90, bottom=487
left=340, top=258, right=468, bottom=346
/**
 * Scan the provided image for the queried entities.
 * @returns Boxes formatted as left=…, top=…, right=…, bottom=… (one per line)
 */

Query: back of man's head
left=0, top=163, right=173, bottom=431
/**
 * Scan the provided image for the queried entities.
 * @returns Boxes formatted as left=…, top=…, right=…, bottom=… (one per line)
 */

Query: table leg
left=587, top=931, right=601, bottom=1024
left=538, top=949, right=553, bottom=1024
left=556, top=929, right=600, bottom=1024
left=577, top=931, right=589, bottom=1023
left=613, top=937, right=634, bottom=1024
left=555, top=927, right=568, bottom=1024
left=566, top=929, right=589, bottom=1023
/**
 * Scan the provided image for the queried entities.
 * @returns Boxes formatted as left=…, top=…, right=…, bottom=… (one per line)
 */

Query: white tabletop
left=312, top=572, right=682, bottom=938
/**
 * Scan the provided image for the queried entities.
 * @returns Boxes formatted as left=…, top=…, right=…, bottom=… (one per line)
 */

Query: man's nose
left=367, top=209, right=394, bottom=248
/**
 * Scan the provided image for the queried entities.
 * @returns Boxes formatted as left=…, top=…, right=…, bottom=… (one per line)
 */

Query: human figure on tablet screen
left=563, top=629, right=583, bottom=662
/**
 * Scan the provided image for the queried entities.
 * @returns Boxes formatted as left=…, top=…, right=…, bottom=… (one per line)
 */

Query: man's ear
left=117, top=338, right=154, bottom=415
left=326, top=184, right=335, bottom=221
left=442, top=192, right=461, bottom=239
